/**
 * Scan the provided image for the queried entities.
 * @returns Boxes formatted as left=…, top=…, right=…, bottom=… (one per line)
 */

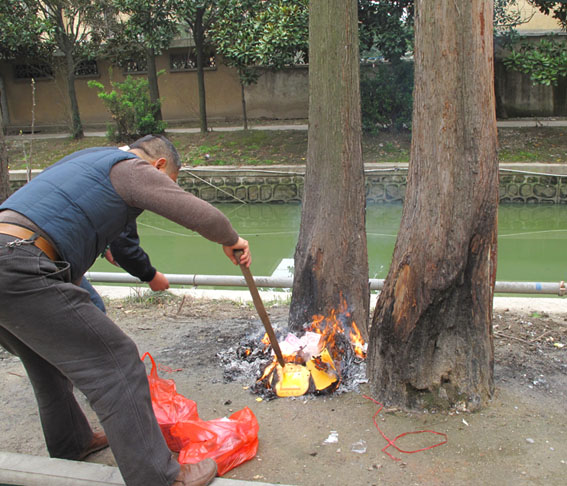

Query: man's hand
left=149, top=271, right=170, bottom=291
left=104, top=249, right=120, bottom=267
left=223, top=237, right=251, bottom=267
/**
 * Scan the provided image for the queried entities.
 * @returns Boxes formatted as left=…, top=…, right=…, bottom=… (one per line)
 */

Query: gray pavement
left=0, top=451, right=291, bottom=486
left=2, top=287, right=564, bottom=486
left=5, top=124, right=309, bottom=140
left=5, top=118, right=567, bottom=141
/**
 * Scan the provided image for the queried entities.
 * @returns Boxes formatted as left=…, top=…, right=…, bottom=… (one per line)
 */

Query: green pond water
left=91, top=203, right=567, bottom=284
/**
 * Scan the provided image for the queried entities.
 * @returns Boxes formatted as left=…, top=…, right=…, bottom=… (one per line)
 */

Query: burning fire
left=349, top=322, right=366, bottom=360
left=256, top=296, right=367, bottom=396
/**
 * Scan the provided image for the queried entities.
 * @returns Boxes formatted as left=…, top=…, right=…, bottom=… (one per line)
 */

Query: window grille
left=123, top=59, right=148, bottom=74
left=170, top=50, right=216, bottom=72
left=14, top=63, right=53, bottom=80
left=75, top=59, right=99, bottom=77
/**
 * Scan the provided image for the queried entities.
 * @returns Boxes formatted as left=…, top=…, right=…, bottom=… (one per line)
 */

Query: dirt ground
left=1, top=294, right=566, bottom=486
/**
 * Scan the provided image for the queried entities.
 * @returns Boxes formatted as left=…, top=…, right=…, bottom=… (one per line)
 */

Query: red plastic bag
left=142, top=352, right=199, bottom=451
left=142, top=353, right=259, bottom=475
left=172, top=407, right=259, bottom=476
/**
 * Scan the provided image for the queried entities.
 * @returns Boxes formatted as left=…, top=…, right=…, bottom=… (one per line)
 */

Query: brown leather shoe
left=77, top=431, right=109, bottom=461
left=173, top=459, right=217, bottom=486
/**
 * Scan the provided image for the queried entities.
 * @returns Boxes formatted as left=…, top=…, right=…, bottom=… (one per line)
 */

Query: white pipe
left=85, top=272, right=567, bottom=296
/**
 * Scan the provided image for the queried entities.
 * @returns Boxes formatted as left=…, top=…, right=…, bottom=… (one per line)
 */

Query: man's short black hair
left=130, top=135, right=181, bottom=170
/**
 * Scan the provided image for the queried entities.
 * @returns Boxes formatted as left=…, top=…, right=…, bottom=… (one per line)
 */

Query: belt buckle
left=5, top=237, right=36, bottom=248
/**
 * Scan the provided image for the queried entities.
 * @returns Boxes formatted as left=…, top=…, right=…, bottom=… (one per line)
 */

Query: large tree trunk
left=65, top=51, right=83, bottom=139
left=194, top=7, right=208, bottom=134
left=367, top=0, right=498, bottom=411
left=289, top=0, right=369, bottom=335
left=146, top=47, right=163, bottom=121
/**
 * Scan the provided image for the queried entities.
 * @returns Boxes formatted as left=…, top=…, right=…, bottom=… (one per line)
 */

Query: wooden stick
left=234, top=250, right=286, bottom=367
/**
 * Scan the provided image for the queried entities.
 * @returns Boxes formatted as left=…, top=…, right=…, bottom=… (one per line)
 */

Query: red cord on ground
left=363, top=395, right=448, bottom=461
left=158, top=363, right=182, bottom=373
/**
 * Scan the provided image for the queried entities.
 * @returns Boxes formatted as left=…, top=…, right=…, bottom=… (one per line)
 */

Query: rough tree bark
left=193, top=7, right=209, bottom=134
left=147, top=47, right=163, bottom=122
left=53, top=5, right=83, bottom=140
left=64, top=49, right=83, bottom=139
left=240, top=82, right=248, bottom=130
left=289, top=0, right=369, bottom=335
left=0, top=76, right=10, bottom=129
left=367, top=0, right=498, bottom=411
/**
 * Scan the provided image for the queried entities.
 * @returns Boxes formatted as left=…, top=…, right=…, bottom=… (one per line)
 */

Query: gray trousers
left=0, top=235, right=179, bottom=485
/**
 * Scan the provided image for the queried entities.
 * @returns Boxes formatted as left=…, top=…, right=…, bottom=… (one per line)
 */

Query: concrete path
left=5, top=124, right=309, bottom=140
left=0, top=451, right=291, bottom=486
left=496, top=119, right=567, bottom=127
left=6, top=118, right=567, bottom=141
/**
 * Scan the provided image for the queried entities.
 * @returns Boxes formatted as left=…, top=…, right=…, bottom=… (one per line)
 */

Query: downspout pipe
left=85, top=272, right=567, bottom=296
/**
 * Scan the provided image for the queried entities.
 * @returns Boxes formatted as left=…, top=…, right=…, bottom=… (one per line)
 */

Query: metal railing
left=85, top=272, right=567, bottom=296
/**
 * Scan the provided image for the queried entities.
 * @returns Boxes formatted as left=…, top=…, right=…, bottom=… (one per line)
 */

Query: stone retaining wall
left=499, top=170, right=567, bottom=204
left=8, top=167, right=567, bottom=205
left=177, top=167, right=567, bottom=205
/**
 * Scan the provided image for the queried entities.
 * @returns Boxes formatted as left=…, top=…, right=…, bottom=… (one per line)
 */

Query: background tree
left=367, top=0, right=499, bottom=411
left=211, top=0, right=308, bottom=129
left=494, top=0, right=532, bottom=36
left=177, top=1, right=227, bottom=133
left=358, top=0, right=538, bottom=60
left=357, top=1, right=414, bottom=133
left=0, top=0, right=51, bottom=201
left=358, top=0, right=414, bottom=63
left=289, top=0, right=369, bottom=335
left=358, top=1, right=535, bottom=130
left=0, top=0, right=52, bottom=129
left=111, top=0, right=180, bottom=122
left=28, top=0, right=113, bottom=139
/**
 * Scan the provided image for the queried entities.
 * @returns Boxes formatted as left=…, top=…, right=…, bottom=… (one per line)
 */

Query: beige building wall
left=1, top=3, right=563, bottom=132
left=245, top=66, right=308, bottom=119
left=0, top=51, right=309, bottom=131
left=515, top=0, right=564, bottom=33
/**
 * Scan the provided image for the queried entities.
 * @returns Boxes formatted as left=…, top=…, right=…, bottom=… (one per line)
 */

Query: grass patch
left=6, top=136, right=107, bottom=170
left=173, top=130, right=307, bottom=167
left=6, top=126, right=567, bottom=170
left=121, top=289, right=178, bottom=307
left=498, top=127, right=567, bottom=163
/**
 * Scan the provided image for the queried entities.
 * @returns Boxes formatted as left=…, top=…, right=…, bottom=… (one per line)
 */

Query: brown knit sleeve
left=110, top=159, right=239, bottom=246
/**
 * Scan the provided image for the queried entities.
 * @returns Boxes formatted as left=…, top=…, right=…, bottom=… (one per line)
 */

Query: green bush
left=360, top=61, right=413, bottom=134
left=88, top=75, right=166, bottom=142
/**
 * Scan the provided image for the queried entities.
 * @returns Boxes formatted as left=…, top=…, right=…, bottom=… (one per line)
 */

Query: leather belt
left=0, top=223, right=59, bottom=261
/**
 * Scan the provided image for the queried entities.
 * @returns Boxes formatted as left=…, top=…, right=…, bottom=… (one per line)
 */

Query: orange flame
left=258, top=361, right=277, bottom=384
left=349, top=321, right=366, bottom=359
left=257, top=295, right=365, bottom=394
left=305, top=296, right=365, bottom=362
